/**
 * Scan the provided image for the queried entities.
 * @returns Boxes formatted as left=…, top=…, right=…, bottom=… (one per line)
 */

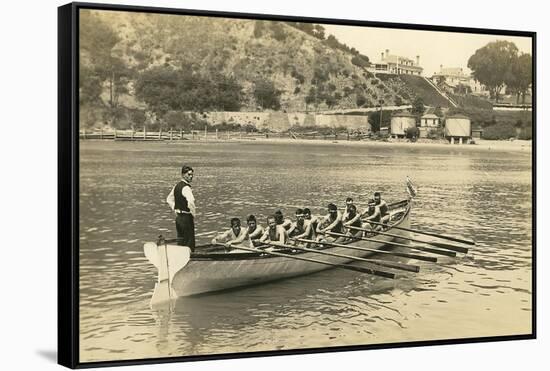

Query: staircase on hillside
left=422, top=77, right=458, bottom=108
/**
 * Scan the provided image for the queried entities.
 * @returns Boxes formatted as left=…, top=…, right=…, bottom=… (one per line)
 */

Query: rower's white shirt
left=166, top=180, right=196, bottom=216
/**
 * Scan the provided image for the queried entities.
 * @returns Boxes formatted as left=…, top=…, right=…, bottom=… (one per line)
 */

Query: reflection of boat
left=143, top=198, right=412, bottom=302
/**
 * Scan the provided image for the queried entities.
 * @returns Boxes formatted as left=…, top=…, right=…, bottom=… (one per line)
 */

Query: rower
left=303, top=208, right=318, bottom=240
left=288, top=208, right=314, bottom=241
left=374, top=191, right=391, bottom=225
left=274, top=210, right=293, bottom=230
left=362, top=199, right=382, bottom=231
left=246, top=214, right=264, bottom=246
left=259, top=215, right=289, bottom=248
left=342, top=204, right=363, bottom=238
left=342, top=197, right=354, bottom=220
left=211, top=217, right=251, bottom=251
left=316, top=203, right=345, bottom=242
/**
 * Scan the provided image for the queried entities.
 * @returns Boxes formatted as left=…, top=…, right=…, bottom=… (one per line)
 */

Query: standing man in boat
left=166, top=165, right=196, bottom=251
left=211, top=217, right=251, bottom=249
left=374, top=191, right=391, bottom=225
left=259, top=215, right=289, bottom=247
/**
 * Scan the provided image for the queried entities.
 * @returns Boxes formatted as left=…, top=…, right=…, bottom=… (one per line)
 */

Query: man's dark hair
left=181, top=165, right=194, bottom=175
left=374, top=191, right=381, bottom=197
left=346, top=197, right=353, bottom=202
left=230, top=217, right=241, bottom=226
left=267, top=215, right=276, bottom=223
left=296, top=208, right=304, bottom=215
left=303, top=208, right=311, bottom=216
left=247, top=215, right=256, bottom=223
left=327, top=203, right=337, bottom=211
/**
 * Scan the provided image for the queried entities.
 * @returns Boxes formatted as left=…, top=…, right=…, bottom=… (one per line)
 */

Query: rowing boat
left=143, top=198, right=412, bottom=302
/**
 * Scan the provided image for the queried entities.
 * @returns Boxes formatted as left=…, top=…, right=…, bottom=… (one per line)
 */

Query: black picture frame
left=58, top=2, right=536, bottom=368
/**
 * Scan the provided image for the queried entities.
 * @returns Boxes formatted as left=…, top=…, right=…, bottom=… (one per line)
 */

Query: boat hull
left=168, top=200, right=412, bottom=297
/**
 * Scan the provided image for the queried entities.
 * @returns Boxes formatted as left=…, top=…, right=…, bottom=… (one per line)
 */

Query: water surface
left=78, top=140, right=532, bottom=362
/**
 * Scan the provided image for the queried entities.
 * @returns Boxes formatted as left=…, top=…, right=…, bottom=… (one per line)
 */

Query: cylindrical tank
left=445, top=115, right=471, bottom=137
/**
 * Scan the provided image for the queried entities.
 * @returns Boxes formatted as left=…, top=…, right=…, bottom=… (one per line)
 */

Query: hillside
left=79, top=10, right=409, bottom=128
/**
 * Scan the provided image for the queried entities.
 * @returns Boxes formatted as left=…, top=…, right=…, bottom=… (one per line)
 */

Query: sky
left=323, top=24, right=532, bottom=77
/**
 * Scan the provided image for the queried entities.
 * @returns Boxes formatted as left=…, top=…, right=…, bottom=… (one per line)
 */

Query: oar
left=325, top=231, right=457, bottom=257
left=286, top=241, right=419, bottom=273
left=294, top=237, right=437, bottom=263
left=215, top=243, right=395, bottom=279
left=350, top=226, right=468, bottom=254
left=367, top=221, right=475, bottom=246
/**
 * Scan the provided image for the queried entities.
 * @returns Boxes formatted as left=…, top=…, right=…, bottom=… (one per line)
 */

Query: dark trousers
left=175, top=213, right=195, bottom=251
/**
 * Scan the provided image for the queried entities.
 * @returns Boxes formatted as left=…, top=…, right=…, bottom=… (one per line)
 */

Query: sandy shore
left=167, top=137, right=532, bottom=153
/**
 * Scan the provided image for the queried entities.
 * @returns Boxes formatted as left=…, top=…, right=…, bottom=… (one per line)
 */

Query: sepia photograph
left=67, top=3, right=534, bottom=366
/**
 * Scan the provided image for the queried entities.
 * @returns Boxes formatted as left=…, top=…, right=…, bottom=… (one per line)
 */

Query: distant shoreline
left=81, top=136, right=532, bottom=154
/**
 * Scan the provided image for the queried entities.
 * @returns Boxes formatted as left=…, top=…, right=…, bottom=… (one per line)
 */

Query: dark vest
left=174, top=181, right=191, bottom=212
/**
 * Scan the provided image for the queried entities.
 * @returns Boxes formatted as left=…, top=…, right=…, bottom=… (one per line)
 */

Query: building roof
left=446, top=114, right=470, bottom=120
left=421, top=114, right=439, bottom=119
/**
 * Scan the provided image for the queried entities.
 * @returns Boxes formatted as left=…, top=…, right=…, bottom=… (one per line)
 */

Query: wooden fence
left=79, top=128, right=370, bottom=142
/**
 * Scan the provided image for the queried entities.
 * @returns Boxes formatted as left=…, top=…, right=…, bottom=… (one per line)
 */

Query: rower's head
left=327, top=203, right=338, bottom=215
left=346, top=197, right=354, bottom=208
left=303, top=208, right=311, bottom=219
left=295, top=208, right=305, bottom=222
left=181, top=165, right=194, bottom=183
left=267, top=216, right=277, bottom=230
left=246, top=215, right=257, bottom=229
left=230, top=217, right=241, bottom=233
left=374, top=191, right=382, bottom=204
left=274, top=210, right=284, bottom=224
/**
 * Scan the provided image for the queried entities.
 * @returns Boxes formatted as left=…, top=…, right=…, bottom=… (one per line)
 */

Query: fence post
left=83, top=129, right=86, bottom=140
left=180, top=129, right=183, bottom=140
left=347, top=132, right=350, bottom=141
left=170, top=128, right=173, bottom=141
left=159, top=128, right=162, bottom=140
left=144, top=126, right=147, bottom=140
left=215, top=128, right=218, bottom=139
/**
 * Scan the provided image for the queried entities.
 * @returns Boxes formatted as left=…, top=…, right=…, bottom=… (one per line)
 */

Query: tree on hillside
left=412, top=97, right=425, bottom=115
left=253, top=79, right=282, bottom=110
left=80, top=11, right=134, bottom=127
left=508, top=53, right=532, bottom=104
left=468, top=40, right=519, bottom=102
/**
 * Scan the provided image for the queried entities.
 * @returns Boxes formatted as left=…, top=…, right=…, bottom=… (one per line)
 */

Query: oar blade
left=410, top=245, right=457, bottom=257
left=429, top=241, right=469, bottom=254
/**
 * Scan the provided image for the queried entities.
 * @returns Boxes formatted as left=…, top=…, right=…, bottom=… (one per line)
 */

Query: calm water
left=78, top=140, right=532, bottom=362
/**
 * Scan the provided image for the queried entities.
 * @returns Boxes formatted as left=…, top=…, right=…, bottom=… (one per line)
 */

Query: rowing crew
left=211, top=192, right=390, bottom=252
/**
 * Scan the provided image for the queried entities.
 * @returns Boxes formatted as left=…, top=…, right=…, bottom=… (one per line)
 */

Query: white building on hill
left=371, top=49, right=423, bottom=76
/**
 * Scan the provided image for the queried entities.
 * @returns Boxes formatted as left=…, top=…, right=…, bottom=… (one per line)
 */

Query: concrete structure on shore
left=390, top=112, right=417, bottom=138
left=202, top=111, right=371, bottom=132
left=445, top=114, right=472, bottom=144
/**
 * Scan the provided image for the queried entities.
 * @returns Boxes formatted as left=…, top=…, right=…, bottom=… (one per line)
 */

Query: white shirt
left=166, top=180, right=196, bottom=216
